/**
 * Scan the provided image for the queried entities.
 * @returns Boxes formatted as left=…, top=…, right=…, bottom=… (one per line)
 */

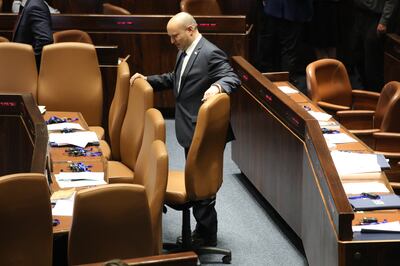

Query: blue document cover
left=349, top=194, right=400, bottom=211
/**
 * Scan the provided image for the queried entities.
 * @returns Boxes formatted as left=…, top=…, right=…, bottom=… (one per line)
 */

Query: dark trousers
left=349, top=7, right=384, bottom=92
left=184, top=148, right=218, bottom=237
left=259, top=15, right=303, bottom=86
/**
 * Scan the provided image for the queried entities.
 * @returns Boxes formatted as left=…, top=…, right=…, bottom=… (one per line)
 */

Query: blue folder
left=349, top=194, right=400, bottom=211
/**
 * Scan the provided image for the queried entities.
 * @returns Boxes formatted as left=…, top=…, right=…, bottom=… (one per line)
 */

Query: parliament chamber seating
left=106, top=78, right=153, bottom=182
left=37, top=42, right=104, bottom=138
left=102, top=3, right=131, bottom=15
left=180, top=0, right=222, bottom=15
left=0, top=43, right=38, bottom=100
left=0, top=173, right=53, bottom=266
left=99, top=60, right=130, bottom=160
left=53, top=29, right=94, bottom=44
left=306, top=58, right=380, bottom=117
left=164, top=93, right=231, bottom=264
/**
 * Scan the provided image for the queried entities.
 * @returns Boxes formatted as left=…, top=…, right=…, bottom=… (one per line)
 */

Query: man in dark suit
left=12, top=0, right=53, bottom=69
left=131, top=12, right=240, bottom=246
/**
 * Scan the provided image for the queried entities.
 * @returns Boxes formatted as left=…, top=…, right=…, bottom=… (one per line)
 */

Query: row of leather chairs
left=306, top=58, right=400, bottom=169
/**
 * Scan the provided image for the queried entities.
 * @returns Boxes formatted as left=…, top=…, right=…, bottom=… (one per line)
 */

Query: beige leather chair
left=0, top=173, right=53, bottom=265
left=180, top=0, right=222, bottom=15
left=99, top=60, right=130, bottom=160
left=68, top=140, right=168, bottom=264
left=0, top=36, right=9, bottom=42
left=106, top=78, right=153, bottom=182
left=0, top=43, right=38, bottom=100
left=306, top=59, right=379, bottom=116
left=38, top=42, right=103, bottom=130
left=53, top=30, right=93, bottom=44
left=102, top=3, right=131, bottom=15
left=164, top=93, right=231, bottom=263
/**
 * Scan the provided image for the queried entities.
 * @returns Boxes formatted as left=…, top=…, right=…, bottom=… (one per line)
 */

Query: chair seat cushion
left=107, top=161, right=134, bottom=184
left=99, top=140, right=111, bottom=160
left=165, top=170, right=187, bottom=205
left=89, top=126, right=105, bottom=140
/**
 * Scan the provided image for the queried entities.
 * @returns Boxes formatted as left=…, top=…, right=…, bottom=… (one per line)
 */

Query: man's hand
left=377, top=23, right=387, bottom=35
left=130, top=73, right=147, bottom=86
left=201, top=85, right=221, bottom=102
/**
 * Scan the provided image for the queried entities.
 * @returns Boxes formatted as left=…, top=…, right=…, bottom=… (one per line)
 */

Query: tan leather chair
left=164, top=93, right=231, bottom=263
left=337, top=81, right=400, bottom=148
left=99, top=60, right=130, bottom=160
left=0, top=43, right=38, bottom=101
left=0, top=173, right=53, bottom=265
left=53, top=30, right=93, bottom=44
left=180, top=0, right=222, bottom=15
left=68, top=140, right=168, bottom=264
left=306, top=59, right=379, bottom=116
left=0, top=36, right=9, bottom=42
left=102, top=3, right=131, bottom=15
left=106, top=78, right=154, bottom=182
left=38, top=43, right=103, bottom=128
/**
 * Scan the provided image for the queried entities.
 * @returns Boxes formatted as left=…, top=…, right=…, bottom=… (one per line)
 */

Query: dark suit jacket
left=13, top=0, right=53, bottom=67
left=264, top=0, right=313, bottom=22
left=147, top=36, right=240, bottom=148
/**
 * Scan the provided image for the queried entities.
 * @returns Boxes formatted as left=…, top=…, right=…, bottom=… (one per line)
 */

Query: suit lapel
left=12, top=0, right=30, bottom=41
left=177, top=37, right=205, bottom=97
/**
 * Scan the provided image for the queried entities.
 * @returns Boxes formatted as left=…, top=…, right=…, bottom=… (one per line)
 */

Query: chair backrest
left=134, top=108, right=166, bottom=185
left=38, top=42, right=103, bottom=126
left=0, top=36, right=9, bottom=42
left=68, top=184, right=155, bottom=265
left=180, top=0, right=222, bottom=15
left=185, top=93, right=230, bottom=200
left=138, top=140, right=168, bottom=254
left=0, top=42, right=38, bottom=100
left=306, top=59, right=353, bottom=108
left=53, top=30, right=93, bottom=44
left=120, top=78, right=153, bottom=171
left=375, top=81, right=400, bottom=132
left=103, top=3, right=131, bottom=15
left=0, top=173, right=53, bottom=266
left=108, top=61, right=130, bottom=160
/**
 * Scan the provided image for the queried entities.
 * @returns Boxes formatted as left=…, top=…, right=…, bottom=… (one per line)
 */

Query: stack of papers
left=324, top=133, right=356, bottom=144
left=319, top=121, right=340, bottom=130
left=47, top=122, right=84, bottom=131
left=342, top=181, right=390, bottom=195
left=52, top=192, right=75, bottom=216
left=55, top=172, right=106, bottom=188
left=49, top=131, right=99, bottom=147
left=331, top=150, right=383, bottom=175
left=353, top=221, right=400, bottom=233
left=308, top=111, right=332, bottom=121
left=278, top=85, right=298, bottom=94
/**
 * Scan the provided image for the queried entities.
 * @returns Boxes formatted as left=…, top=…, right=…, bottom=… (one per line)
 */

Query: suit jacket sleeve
left=147, top=72, right=175, bottom=91
left=28, top=4, right=53, bottom=57
left=209, top=48, right=241, bottom=94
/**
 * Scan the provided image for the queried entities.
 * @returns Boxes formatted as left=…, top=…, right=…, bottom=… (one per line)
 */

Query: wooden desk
left=231, top=56, right=400, bottom=265
left=384, top=33, right=400, bottom=83
left=44, top=111, right=107, bottom=235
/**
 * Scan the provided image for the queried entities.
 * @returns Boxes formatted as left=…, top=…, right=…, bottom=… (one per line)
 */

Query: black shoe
left=192, top=230, right=217, bottom=247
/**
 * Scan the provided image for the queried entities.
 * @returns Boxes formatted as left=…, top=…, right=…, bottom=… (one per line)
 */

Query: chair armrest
left=373, top=132, right=400, bottom=154
left=336, top=110, right=375, bottom=130
left=351, top=90, right=380, bottom=110
left=317, top=101, right=350, bottom=111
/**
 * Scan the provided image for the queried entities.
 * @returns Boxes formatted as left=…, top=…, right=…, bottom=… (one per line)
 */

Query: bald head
left=167, top=12, right=199, bottom=51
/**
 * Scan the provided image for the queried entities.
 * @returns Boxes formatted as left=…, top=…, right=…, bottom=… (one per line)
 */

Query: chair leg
left=181, top=208, right=192, bottom=250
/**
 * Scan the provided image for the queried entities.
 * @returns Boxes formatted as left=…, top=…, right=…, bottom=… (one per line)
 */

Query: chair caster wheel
left=222, top=255, right=231, bottom=264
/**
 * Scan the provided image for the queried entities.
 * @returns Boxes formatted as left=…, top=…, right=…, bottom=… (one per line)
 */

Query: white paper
left=278, top=85, right=298, bottom=94
left=342, top=182, right=390, bottom=195
left=353, top=221, right=400, bottom=232
left=49, top=131, right=99, bottom=147
left=47, top=123, right=84, bottom=131
left=52, top=192, right=75, bottom=216
left=324, top=133, right=357, bottom=144
left=331, top=150, right=382, bottom=175
left=319, top=121, right=340, bottom=130
left=55, top=172, right=106, bottom=188
left=38, top=105, right=46, bottom=114
left=308, top=110, right=332, bottom=121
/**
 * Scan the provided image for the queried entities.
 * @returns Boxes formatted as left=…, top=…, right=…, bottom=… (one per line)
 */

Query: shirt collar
left=21, top=0, right=28, bottom=7
left=184, top=34, right=202, bottom=57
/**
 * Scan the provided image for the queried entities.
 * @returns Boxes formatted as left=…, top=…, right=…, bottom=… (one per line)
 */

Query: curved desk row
left=230, top=56, right=400, bottom=265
